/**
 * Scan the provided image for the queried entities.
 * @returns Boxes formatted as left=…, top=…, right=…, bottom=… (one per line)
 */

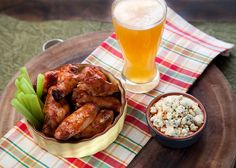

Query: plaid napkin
left=0, top=8, right=233, bottom=168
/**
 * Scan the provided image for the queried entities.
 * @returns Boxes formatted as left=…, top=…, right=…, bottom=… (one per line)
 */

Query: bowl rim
left=27, top=63, right=127, bottom=143
left=146, top=92, right=207, bottom=140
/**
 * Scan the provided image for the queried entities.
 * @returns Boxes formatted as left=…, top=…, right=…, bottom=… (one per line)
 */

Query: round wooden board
left=0, top=32, right=235, bottom=167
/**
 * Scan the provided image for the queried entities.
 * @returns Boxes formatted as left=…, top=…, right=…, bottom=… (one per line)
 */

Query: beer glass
left=112, top=0, right=167, bottom=93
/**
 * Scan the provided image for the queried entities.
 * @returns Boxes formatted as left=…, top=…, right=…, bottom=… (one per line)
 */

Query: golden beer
left=112, top=0, right=167, bottom=93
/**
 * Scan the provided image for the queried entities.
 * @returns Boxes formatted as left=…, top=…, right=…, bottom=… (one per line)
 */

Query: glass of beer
left=112, top=0, right=167, bottom=93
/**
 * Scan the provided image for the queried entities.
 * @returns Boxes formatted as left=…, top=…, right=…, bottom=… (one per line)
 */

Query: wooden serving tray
left=0, top=32, right=235, bottom=167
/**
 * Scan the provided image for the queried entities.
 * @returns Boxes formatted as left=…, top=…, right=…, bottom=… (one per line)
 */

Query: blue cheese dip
left=150, top=95, right=204, bottom=137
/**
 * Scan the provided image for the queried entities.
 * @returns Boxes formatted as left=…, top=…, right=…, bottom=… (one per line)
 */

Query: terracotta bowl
left=25, top=64, right=127, bottom=158
left=146, top=92, right=207, bottom=148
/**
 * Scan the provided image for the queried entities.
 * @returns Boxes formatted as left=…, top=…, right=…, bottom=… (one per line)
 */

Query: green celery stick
left=19, top=82, right=33, bottom=94
left=14, top=90, right=21, bottom=97
left=16, top=92, right=25, bottom=104
left=26, top=94, right=44, bottom=123
left=19, top=78, right=35, bottom=94
left=38, top=98, right=44, bottom=109
left=36, top=74, right=45, bottom=99
left=11, top=98, right=41, bottom=128
left=17, top=74, right=24, bottom=81
left=16, top=92, right=30, bottom=110
left=20, top=78, right=44, bottom=107
left=12, top=66, right=45, bottom=128
left=20, top=67, right=32, bottom=86
left=15, top=79, right=22, bottom=92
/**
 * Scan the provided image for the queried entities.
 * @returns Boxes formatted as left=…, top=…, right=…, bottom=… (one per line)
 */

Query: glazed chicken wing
left=76, top=76, right=119, bottom=96
left=72, top=89, right=121, bottom=112
left=51, top=64, right=82, bottom=101
left=75, top=109, right=114, bottom=139
left=43, top=70, right=59, bottom=96
left=79, top=66, right=107, bottom=81
left=51, top=65, right=107, bottom=101
left=54, top=103, right=99, bottom=140
left=42, top=86, right=70, bottom=137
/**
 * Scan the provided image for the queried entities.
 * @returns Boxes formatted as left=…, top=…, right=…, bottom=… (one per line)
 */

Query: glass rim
left=112, top=0, right=167, bottom=30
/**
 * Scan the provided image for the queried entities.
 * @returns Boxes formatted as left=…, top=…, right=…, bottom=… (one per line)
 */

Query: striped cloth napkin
left=0, top=8, right=233, bottom=168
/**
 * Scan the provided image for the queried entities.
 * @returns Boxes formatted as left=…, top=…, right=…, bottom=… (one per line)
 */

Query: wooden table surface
left=0, top=0, right=235, bottom=167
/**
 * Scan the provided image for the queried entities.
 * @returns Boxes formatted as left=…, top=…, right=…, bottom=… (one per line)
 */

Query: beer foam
left=113, top=0, right=165, bottom=28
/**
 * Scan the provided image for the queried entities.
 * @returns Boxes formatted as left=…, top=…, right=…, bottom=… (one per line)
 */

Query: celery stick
left=38, top=98, right=44, bottom=109
left=19, top=78, right=35, bottom=94
left=17, top=74, right=24, bottom=81
left=26, top=94, right=44, bottom=123
left=19, top=82, right=33, bottom=94
left=20, top=67, right=32, bottom=86
left=11, top=99, right=41, bottom=128
left=14, top=90, right=21, bottom=97
left=12, top=67, right=45, bottom=127
left=15, top=79, right=22, bottom=92
left=36, top=74, right=44, bottom=99
left=16, top=92, right=30, bottom=110
left=16, top=92, right=25, bottom=105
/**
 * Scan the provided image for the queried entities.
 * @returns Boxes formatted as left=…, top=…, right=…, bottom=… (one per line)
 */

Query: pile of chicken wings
left=41, top=64, right=121, bottom=141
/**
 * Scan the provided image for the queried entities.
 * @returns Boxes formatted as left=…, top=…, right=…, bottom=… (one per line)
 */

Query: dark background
left=0, top=0, right=235, bottom=22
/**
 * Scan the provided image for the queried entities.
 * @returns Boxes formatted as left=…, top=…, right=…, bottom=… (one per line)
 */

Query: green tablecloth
left=0, top=15, right=235, bottom=93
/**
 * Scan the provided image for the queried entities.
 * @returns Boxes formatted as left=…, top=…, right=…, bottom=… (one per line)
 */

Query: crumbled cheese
left=181, top=117, right=187, bottom=125
left=150, top=106, right=157, bottom=113
left=174, top=118, right=181, bottom=127
left=186, top=114, right=193, bottom=125
left=167, top=112, right=172, bottom=120
left=154, top=101, right=163, bottom=110
left=149, top=95, right=204, bottom=137
left=193, top=105, right=202, bottom=115
left=180, top=97, right=196, bottom=108
left=194, top=114, right=204, bottom=126
left=165, top=126, right=175, bottom=136
left=189, top=109, right=195, bottom=116
left=150, top=115, right=157, bottom=122
left=158, top=120, right=164, bottom=127
left=176, top=129, right=181, bottom=136
left=163, top=104, right=173, bottom=113
left=175, top=105, right=185, bottom=114
left=160, top=127, right=166, bottom=133
left=190, top=124, right=198, bottom=131
left=181, top=128, right=188, bottom=135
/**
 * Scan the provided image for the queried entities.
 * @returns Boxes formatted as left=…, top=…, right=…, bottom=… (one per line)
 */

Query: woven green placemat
left=0, top=15, right=235, bottom=93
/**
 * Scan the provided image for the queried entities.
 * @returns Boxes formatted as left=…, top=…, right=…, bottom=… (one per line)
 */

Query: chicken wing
left=51, top=64, right=81, bottom=101
left=42, top=86, right=70, bottom=137
left=76, top=76, right=119, bottom=96
left=72, top=89, right=121, bottom=112
left=75, top=109, right=114, bottom=139
left=43, top=70, right=59, bottom=96
left=79, top=66, right=107, bottom=81
left=54, top=103, right=99, bottom=140
left=51, top=64, right=108, bottom=101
